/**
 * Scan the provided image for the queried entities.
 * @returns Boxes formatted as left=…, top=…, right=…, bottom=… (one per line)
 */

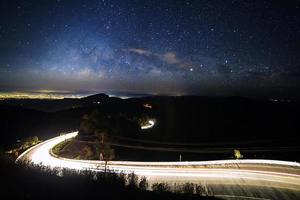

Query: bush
left=152, top=183, right=171, bottom=193
left=127, top=172, right=139, bottom=189
left=182, top=182, right=195, bottom=195
left=2, top=155, right=220, bottom=200
left=195, top=184, right=206, bottom=195
left=139, top=176, right=148, bottom=190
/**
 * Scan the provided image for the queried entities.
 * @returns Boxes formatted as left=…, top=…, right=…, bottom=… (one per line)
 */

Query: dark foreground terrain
left=0, top=152, right=220, bottom=200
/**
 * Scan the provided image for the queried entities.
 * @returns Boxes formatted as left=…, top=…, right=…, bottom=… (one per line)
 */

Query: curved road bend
left=17, top=132, right=300, bottom=200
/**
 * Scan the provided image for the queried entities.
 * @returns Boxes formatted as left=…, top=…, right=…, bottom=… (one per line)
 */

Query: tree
left=138, top=177, right=148, bottom=190
left=127, top=172, right=138, bottom=189
left=97, top=143, right=115, bottom=174
left=79, top=110, right=117, bottom=136
left=234, top=149, right=243, bottom=159
left=21, top=136, right=39, bottom=149
left=79, top=114, right=95, bottom=136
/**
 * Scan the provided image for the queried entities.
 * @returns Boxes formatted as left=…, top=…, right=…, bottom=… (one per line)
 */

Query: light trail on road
left=16, top=132, right=300, bottom=200
left=141, top=119, right=155, bottom=129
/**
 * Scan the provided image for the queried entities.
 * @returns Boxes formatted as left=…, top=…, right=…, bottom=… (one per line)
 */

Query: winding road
left=16, top=132, right=300, bottom=200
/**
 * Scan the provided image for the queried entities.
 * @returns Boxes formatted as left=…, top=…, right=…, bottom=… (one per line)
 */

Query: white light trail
left=16, top=132, right=300, bottom=196
left=141, top=120, right=155, bottom=130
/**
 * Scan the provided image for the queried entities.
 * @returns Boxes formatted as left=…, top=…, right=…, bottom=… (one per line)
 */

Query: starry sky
left=0, top=0, right=299, bottom=98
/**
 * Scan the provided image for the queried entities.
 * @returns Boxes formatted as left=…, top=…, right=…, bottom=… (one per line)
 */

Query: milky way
left=0, top=0, right=299, bottom=97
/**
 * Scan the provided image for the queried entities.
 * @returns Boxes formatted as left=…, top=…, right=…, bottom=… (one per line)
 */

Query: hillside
left=1, top=94, right=300, bottom=150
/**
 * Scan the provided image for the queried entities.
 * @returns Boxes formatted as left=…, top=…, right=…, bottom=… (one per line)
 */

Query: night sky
left=0, top=0, right=299, bottom=98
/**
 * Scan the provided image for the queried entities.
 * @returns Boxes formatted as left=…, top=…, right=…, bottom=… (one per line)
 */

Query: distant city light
left=0, top=91, right=87, bottom=99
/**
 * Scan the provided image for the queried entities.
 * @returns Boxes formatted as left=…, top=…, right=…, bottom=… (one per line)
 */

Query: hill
left=1, top=94, right=299, bottom=154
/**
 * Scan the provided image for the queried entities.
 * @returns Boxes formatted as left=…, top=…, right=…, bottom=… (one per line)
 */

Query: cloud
left=161, top=52, right=194, bottom=70
left=125, top=48, right=152, bottom=57
left=124, top=48, right=194, bottom=70
left=162, top=52, right=181, bottom=65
